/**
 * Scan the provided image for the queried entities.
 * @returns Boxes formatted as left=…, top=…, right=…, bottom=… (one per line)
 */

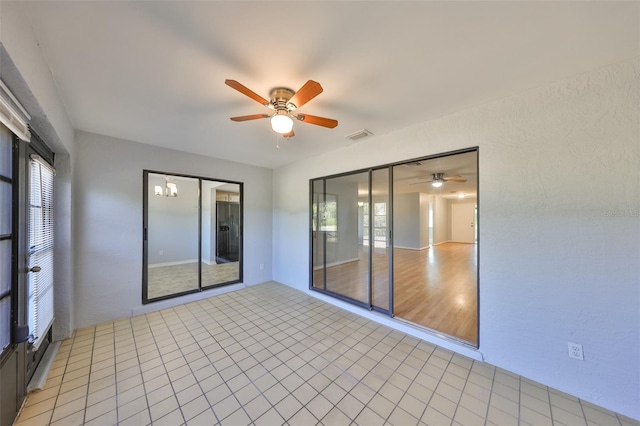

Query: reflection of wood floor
left=314, top=243, right=477, bottom=344
left=148, top=261, right=239, bottom=299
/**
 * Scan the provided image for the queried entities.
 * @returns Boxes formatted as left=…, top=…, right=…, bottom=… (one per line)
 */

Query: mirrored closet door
left=143, top=171, right=242, bottom=303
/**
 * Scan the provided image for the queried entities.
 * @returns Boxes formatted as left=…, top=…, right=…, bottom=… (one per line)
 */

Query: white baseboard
left=149, top=259, right=198, bottom=268
left=393, top=245, right=431, bottom=251
left=433, top=240, right=451, bottom=246
left=313, top=257, right=360, bottom=271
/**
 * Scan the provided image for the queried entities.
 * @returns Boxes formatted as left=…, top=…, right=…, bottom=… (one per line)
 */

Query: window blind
left=27, top=155, right=54, bottom=349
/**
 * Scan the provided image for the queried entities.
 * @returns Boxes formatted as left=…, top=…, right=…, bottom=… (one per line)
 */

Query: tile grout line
left=131, top=314, right=154, bottom=425
left=482, top=360, right=498, bottom=426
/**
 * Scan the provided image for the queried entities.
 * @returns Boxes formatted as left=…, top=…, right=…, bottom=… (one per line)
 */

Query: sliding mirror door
left=202, top=182, right=241, bottom=288
left=370, top=168, right=391, bottom=313
left=144, top=171, right=242, bottom=303
left=311, top=180, right=326, bottom=291
left=147, top=174, right=199, bottom=299
left=312, top=172, right=370, bottom=306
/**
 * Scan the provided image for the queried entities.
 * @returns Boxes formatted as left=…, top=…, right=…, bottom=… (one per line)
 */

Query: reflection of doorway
left=451, top=203, right=476, bottom=243
left=216, top=201, right=240, bottom=263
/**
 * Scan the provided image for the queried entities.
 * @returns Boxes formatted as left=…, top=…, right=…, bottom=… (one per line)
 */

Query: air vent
left=345, top=129, right=372, bottom=141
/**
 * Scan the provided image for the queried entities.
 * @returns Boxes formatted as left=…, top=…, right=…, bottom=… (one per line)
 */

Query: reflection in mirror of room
left=145, top=173, right=242, bottom=302
left=311, top=149, right=478, bottom=345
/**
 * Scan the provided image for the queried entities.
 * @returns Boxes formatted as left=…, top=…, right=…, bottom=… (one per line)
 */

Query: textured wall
left=272, top=59, right=640, bottom=418
left=1, top=2, right=77, bottom=341
left=74, top=131, right=273, bottom=328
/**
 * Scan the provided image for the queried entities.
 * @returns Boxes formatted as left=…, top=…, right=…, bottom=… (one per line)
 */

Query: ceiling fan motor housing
left=270, top=88, right=295, bottom=111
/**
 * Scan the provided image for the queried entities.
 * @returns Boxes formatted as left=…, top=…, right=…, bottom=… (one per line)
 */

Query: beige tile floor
left=14, top=282, right=639, bottom=426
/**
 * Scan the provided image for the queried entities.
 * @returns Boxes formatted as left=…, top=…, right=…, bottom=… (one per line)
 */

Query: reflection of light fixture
left=166, top=182, right=178, bottom=197
left=155, top=176, right=178, bottom=197
left=358, top=202, right=364, bottom=207
left=271, top=111, right=294, bottom=134
left=457, top=192, right=466, bottom=198
left=431, top=172, right=444, bottom=188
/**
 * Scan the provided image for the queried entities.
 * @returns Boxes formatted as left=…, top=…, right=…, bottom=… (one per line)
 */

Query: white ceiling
left=18, top=1, right=639, bottom=169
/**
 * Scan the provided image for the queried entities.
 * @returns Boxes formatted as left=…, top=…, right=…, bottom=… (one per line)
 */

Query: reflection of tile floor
left=16, top=282, right=639, bottom=426
left=147, top=262, right=239, bottom=299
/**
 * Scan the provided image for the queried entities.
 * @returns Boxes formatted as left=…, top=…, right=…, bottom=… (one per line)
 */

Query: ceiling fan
left=410, top=173, right=467, bottom=187
left=225, top=79, right=338, bottom=138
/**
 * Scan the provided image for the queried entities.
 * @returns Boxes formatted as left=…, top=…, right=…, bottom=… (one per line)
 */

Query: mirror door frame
left=142, top=170, right=243, bottom=304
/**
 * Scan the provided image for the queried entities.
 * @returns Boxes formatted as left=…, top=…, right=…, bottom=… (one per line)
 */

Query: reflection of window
left=28, top=156, right=55, bottom=349
left=363, top=202, right=387, bottom=247
left=374, top=203, right=387, bottom=247
left=313, top=194, right=337, bottom=231
left=363, top=203, right=369, bottom=245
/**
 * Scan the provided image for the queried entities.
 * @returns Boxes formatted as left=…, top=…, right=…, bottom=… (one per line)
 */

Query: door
left=216, top=201, right=240, bottom=263
left=0, top=127, right=54, bottom=425
left=451, top=203, right=476, bottom=243
left=0, top=123, right=22, bottom=426
left=371, top=167, right=391, bottom=314
left=216, top=202, right=230, bottom=262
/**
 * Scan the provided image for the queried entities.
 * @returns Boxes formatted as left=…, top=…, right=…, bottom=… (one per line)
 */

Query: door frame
left=23, top=135, right=54, bottom=384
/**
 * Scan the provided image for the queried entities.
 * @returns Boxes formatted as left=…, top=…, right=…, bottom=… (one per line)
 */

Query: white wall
left=419, top=193, right=431, bottom=248
left=272, top=59, right=640, bottom=419
left=394, top=192, right=432, bottom=250
left=74, top=131, right=273, bottom=328
left=393, top=193, right=419, bottom=249
left=433, top=195, right=450, bottom=244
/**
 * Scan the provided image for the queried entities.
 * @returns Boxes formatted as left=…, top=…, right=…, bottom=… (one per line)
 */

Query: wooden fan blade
left=445, top=179, right=467, bottom=183
left=443, top=175, right=462, bottom=180
left=287, top=80, right=323, bottom=109
left=230, top=114, right=270, bottom=122
left=283, top=130, right=295, bottom=138
left=295, top=114, right=338, bottom=128
left=225, top=79, right=270, bottom=106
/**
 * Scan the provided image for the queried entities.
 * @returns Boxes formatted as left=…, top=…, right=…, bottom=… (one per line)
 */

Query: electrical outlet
left=568, top=342, right=584, bottom=360
left=259, top=263, right=264, bottom=270
left=159, top=250, right=163, bottom=256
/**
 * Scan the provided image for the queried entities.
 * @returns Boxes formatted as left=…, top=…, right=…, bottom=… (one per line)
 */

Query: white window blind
left=27, top=155, right=54, bottom=349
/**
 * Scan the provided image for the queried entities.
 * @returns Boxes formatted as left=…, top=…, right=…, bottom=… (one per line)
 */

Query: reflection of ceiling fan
left=225, top=79, right=338, bottom=138
left=410, top=173, right=467, bottom=187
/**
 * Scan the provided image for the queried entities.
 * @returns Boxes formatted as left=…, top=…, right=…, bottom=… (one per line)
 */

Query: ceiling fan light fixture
left=432, top=181, right=443, bottom=188
left=271, top=112, right=294, bottom=134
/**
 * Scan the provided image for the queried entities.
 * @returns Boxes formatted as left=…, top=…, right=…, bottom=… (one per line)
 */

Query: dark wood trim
left=142, top=170, right=244, bottom=305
